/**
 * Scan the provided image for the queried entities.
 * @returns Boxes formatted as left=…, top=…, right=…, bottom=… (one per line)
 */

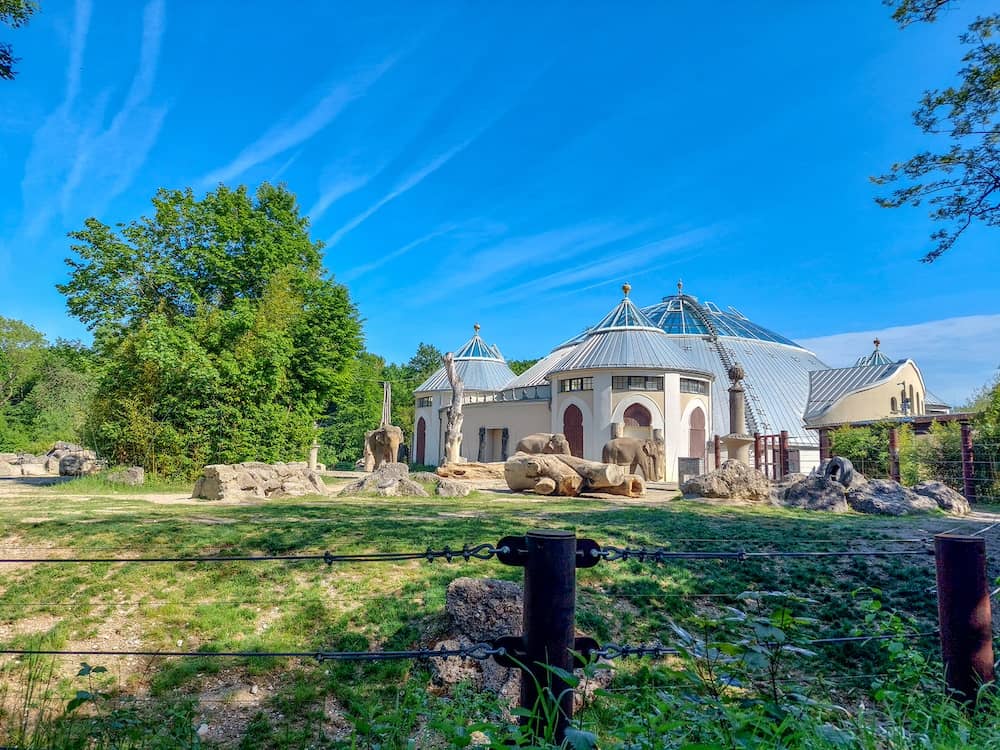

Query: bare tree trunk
left=505, top=453, right=583, bottom=496
left=442, top=352, right=465, bottom=465
left=553, top=454, right=625, bottom=489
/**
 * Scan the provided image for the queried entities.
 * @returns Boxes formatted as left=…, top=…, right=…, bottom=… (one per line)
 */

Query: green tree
left=875, top=2, right=1000, bottom=261
left=319, top=351, right=385, bottom=466
left=385, top=343, right=443, bottom=439
left=1, top=0, right=37, bottom=81
left=507, top=358, right=539, bottom=376
left=60, top=183, right=363, bottom=475
left=0, top=315, right=45, bottom=408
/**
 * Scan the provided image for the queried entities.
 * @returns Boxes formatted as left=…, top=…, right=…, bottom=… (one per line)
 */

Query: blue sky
left=1, top=1, right=998, bottom=404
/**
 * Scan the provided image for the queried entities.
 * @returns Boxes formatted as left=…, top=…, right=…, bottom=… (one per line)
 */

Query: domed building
left=413, top=283, right=947, bottom=481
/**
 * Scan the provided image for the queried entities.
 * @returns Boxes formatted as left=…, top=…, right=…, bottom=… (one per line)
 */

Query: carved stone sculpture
left=366, top=425, right=404, bottom=470
left=442, top=352, right=465, bottom=465
left=514, top=433, right=571, bottom=455
left=601, top=437, right=661, bottom=481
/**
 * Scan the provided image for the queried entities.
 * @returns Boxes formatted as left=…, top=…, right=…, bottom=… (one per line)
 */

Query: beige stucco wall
left=459, top=400, right=551, bottom=462
left=811, top=361, right=927, bottom=427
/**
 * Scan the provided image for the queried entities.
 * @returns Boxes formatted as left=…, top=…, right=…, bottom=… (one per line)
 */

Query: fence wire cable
left=593, top=546, right=932, bottom=563
left=0, top=543, right=508, bottom=566
left=0, top=642, right=506, bottom=663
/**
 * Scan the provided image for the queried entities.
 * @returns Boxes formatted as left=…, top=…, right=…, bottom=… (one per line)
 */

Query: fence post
left=935, top=534, right=994, bottom=707
left=778, top=430, right=789, bottom=478
left=713, top=435, right=721, bottom=470
left=961, top=421, right=976, bottom=503
left=753, top=432, right=761, bottom=471
left=819, top=427, right=831, bottom=462
left=521, top=529, right=577, bottom=743
left=888, top=427, right=901, bottom=483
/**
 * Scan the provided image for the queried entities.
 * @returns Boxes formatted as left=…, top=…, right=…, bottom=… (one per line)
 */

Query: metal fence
left=0, top=526, right=995, bottom=746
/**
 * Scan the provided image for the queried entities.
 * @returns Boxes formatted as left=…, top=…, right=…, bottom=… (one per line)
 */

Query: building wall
left=812, top=362, right=927, bottom=428
left=460, top=400, right=551, bottom=462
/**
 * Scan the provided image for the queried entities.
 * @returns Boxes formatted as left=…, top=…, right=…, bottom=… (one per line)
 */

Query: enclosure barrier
left=0, top=529, right=995, bottom=744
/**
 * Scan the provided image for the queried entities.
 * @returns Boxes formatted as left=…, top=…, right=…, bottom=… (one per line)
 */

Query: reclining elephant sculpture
left=366, top=425, right=404, bottom=470
left=515, top=432, right=572, bottom=455
left=602, top=437, right=661, bottom=481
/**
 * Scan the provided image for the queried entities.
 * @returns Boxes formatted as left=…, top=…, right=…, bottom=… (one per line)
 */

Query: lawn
left=0, top=477, right=993, bottom=748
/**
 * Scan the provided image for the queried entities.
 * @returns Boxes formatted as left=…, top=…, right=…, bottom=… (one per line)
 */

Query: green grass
left=0, top=482, right=994, bottom=748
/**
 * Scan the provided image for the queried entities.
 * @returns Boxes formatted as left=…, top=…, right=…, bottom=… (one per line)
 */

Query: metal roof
left=803, top=361, right=905, bottom=423
left=415, top=325, right=516, bottom=393
left=643, top=291, right=799, bottom=346
left=504, top=347, right=575, bottom=389
left=588, top=295, right=661, bottom=332
left=855, top=339, right=894, bottom=367
left=672, top=335, right=829, bottom=446
left=549, top=328, right=708, bottom=375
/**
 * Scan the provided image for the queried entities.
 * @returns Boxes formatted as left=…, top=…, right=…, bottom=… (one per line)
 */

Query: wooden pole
left=521, top=529, right=577, bottom=743
left=753, top=432, right=762, bottom=471
left=888, top=427, right=901, bottom=483
left=778, top=430, right=789, bottom=478
left=713, top=434, right=721, bottom=470
left=935, top=534, right=994, bottom=707
left=819, top=428, right=831, bottom=462
left=961, top=422, right=976, bottom=503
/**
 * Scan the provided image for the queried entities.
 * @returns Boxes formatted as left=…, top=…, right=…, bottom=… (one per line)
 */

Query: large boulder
left=912, top=481, right=971, bottom=515
left=777, top=476, right=849, bottom=512
left=0, top=460, right=17, bottom=478
left=446, top=577, right=522, bottom=642
left=338, top=463, right=428, bottom=497
left=681, top=459, right=771, bottom=501
left=59, top=453, right=104, bottom=477
left=846, top=479, right=939, bottom=516
left=435, top=478, right=471, bottom=498
left=19, top=461, right=49, bottom=477
left=107, top=466, right=146, bottom=486
left=193, top=462, right=328, bottom=501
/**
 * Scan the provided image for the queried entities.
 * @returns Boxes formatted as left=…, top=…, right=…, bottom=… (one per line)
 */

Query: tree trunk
left=504, top=453, right=583, bottom=496
left=441, top=352, right=465, bottom=465
left=553, top=454, right=625, bottom=489
left=604, top=474, right=646, bottom=498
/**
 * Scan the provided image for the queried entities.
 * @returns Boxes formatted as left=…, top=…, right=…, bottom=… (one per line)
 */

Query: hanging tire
left=824, top=456, right=855, bottom=487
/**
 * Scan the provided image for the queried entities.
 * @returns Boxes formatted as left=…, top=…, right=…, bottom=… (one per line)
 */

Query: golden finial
left=622, top=282, right=631, bottom=297
left=874, top=337, right=880, bottom=349
left=474, top=323, right=481, bottom=333
left=677, top=279, right=683, bottom=294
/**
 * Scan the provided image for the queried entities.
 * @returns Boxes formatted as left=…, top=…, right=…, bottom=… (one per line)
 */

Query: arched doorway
left=688, top=407, right=706, bottom=461
left=623, top=403, right=652, bottom=440
left=415, top=417, right=426, bottom=465
left=563, top=405, right=584, bottom=457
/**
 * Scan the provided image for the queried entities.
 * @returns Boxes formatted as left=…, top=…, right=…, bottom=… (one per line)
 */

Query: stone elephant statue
left=366, top=425, right=404, bottom=470
left=602, top=437, right=661, bottom=481
left=515, top=432, right=571, bottom=455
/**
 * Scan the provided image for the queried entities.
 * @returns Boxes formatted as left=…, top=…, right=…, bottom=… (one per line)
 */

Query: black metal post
left=935, top=534, right=994, bottom=707
left=521, top=529, right=577, bottom=743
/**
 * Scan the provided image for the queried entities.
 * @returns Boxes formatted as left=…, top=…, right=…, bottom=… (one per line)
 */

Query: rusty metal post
left=819, top=428, right=831, bottom=462
left=888, top=427, right=901, bottom=483
left=753, top=432, right=762, bottom=471
left=961, top=422, right=976, bottom=503
left=521, top=529, right=577, bottom=743
left=778, top=430, right=789, bottom=478
left=935, top=534, right=994, bottom=707
left=713, top=434, right=721, bottom=470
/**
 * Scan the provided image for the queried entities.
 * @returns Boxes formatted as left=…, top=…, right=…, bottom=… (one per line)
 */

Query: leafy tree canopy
left=60, top=183, right=362, bottom=475
left=0, top=0, right=38, bottom=81
left=507, top=358, right=539, bottom=376
left=875, top=1, right=1000, bottom=260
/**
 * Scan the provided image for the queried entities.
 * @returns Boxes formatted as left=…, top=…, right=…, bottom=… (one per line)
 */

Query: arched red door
left=623, top=403, right=652, bottom=428
left=689, top=407, right=706, bottom=460
left=563, top=405, right=584, bottom=458
left=415, top=417, right=426, bottom=465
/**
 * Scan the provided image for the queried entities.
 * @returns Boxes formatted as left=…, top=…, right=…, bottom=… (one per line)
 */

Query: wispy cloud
left=307, top=172, right=372, bottom=222
left=339, top=224, right=458, bottom=282
left=198, top=57, right=396, bottom=189
left=800, top=314, right=1000, bottom=406
left=20, top=0, right=167, bottom=237
left=325, top=140, right=472, bottom=247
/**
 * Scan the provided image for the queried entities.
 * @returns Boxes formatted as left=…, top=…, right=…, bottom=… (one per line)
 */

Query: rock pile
left=429, top=577, right=612, bottom=710
left=845, top=479, right=939, bottom=516
left=912, top=480, right=971, bottom=515
left=0, top=442, right=102, bottom=477
left=193, top=462, right=328, bottom=501
left=107, top=466, right=146, bottom=486
left=338, top=463, right=428, bottom=497
left=681, top=460, right=771, bottom=501
left=778, top=476, right=850, bottom=513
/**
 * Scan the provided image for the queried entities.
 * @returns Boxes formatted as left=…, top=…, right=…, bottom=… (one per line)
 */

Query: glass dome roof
left=642, top=293, right=800, bottom=347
